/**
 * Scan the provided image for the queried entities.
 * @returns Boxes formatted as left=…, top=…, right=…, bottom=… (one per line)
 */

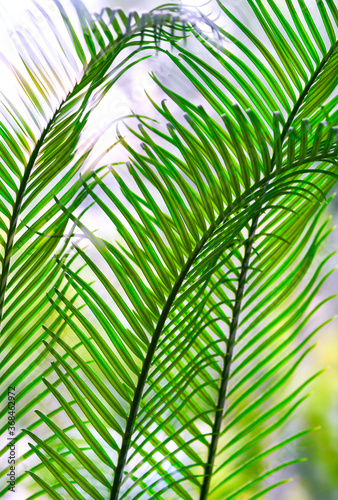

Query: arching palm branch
left=0, top=0, right=197, bottom=495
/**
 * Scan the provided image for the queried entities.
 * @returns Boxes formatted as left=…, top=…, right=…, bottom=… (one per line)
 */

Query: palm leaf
left=0, top=0, right=197, bottom=492
left=29, top=101, right=337, bottom=499
left=31, top=134, right=336, bottom=499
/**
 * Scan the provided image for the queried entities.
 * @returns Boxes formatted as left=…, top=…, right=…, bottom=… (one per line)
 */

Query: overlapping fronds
left=1, top=0, right=338, bottom=499
left=26, top=98, right=337, bottom=499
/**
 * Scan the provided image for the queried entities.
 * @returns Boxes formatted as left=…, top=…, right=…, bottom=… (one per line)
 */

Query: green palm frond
left=0, top=0, right=197, bottom=492
left=1, top=0, right=338, bottom=499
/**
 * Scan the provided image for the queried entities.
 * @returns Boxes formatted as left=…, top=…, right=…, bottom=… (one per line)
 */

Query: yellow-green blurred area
left=1, top=0, right=337, bottom=498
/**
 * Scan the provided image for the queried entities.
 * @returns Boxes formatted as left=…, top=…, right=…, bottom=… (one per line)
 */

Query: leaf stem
left=199, top=213, right=259, bottom=499
left=110, top=228, right=214, bottom=500
left=271, top=40, right=338, bottom=167
left=197, top=39, right=338, bottom=500
left=0, top=126, right=49, bottom=328
left=0, top=44, right=117, bottom=330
